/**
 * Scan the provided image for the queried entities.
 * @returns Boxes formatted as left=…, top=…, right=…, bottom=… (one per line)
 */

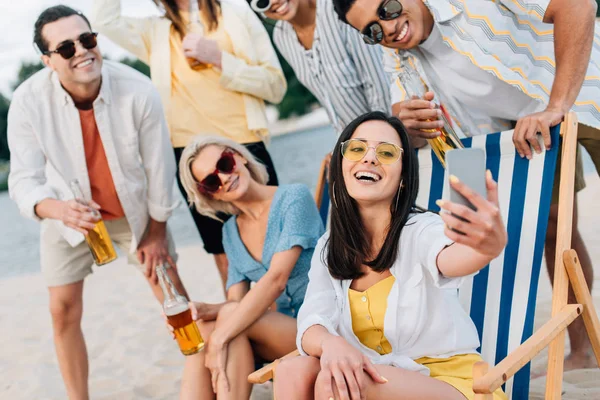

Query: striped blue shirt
left=384, top=0, right=600, bottom=133
left=273, top=0, right=391, bottom=134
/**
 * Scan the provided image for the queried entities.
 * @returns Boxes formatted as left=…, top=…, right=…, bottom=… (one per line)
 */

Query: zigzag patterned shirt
left=384, top=0, right=600, bottom=136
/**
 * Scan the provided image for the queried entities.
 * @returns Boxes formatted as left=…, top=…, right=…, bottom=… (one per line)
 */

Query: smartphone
left=445, top=148, right=487, bottom=212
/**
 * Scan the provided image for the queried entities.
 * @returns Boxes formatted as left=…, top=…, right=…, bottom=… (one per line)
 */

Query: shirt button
left=377, top=345, right=383, bottom=352
left=361, top=296, right=367, bottom=302
left=366, top=315, right=371, bottom=320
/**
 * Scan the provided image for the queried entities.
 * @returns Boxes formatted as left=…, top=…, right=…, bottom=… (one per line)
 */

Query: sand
left=1, top=174, right=599, bottom=399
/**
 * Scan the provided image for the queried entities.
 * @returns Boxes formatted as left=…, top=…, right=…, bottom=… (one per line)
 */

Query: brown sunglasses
left=44, top=32, right=98, bottom=60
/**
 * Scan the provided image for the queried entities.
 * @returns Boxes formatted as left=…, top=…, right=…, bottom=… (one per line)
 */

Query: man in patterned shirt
left=333, top=0, right=600, bottom=371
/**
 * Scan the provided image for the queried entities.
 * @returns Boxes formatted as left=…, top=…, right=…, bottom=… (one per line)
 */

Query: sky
left=0, top=0, right=160, bottom=97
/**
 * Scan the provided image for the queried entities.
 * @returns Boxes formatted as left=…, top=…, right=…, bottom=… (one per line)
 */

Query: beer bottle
left=69, top=179, right=117, bottom=266
left=397, top=65, right=464, bottom=167
left=187, top=0, right=211, bottom=70
left=157, top=264, right=204, bottom=355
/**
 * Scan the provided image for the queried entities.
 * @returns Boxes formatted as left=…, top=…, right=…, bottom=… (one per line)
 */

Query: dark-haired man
left=332, top=0, right=600, bottom=371
left=8, top=6, right=187, bottom=398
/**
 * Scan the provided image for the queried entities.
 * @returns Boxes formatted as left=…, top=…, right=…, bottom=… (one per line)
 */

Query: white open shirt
left=296, top=213, right=480, bottom=375
left=8, top=61, right=178, bottom=253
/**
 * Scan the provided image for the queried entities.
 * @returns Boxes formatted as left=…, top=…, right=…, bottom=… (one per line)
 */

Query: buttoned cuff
left=296, top=316, right=339, bottom=356
left=21, top=186, right=57, bottom=222
left=219, top=51, right=244, bottom=88
left=147, top=199, right=179, bottom=223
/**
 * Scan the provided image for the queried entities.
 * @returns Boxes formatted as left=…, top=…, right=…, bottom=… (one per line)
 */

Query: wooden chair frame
left=249, top=113, right=600, bottom=399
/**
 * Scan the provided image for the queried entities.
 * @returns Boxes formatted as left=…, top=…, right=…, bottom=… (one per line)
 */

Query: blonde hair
left=179, top=136, right=270, bottom=221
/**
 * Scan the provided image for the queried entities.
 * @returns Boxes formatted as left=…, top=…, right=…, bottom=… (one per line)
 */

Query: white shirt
left=411, top=25, right=545, bottom=136
left=8, top=60, right=178, bottom=252
left=297, top=213, right=480, bottom=374
left=273, top=0, right=390, bottom=134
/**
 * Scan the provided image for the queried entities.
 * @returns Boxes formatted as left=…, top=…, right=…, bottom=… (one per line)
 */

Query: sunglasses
left=341, top=139, right=404, bottom=164
left=196, top=150, right=237, bottom=194
left=44, top=32, right=98, bottom=60
left=248, top=0, right=272, bottom=12
left=361, top=0, right=403, bottom=45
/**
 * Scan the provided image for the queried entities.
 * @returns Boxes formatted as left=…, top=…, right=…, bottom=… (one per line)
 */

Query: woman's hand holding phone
left=437, top=171, right=507, bottom=258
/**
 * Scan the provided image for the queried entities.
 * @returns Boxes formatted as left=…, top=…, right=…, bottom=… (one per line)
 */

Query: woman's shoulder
left=276, top=184, right=314, bottom=206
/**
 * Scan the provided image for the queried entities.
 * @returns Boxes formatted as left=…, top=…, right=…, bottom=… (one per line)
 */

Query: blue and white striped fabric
left=315, top=127, right=559, bottom=399
left=416, top=126, right=560, bottom=399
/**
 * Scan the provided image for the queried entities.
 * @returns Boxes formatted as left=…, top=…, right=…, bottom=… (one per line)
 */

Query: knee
left=217, top=301, right=239, bottom=321
left=49, top=298, right=82, bottom=333
left=274, top=356, right=320, bottom=394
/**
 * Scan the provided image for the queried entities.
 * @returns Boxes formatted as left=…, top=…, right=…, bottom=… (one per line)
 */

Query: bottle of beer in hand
left=69, top=179, right=117, bottom=266
left=157, top=264, right=204, bottom=356
left=397, top=66, right=464, bottom=167
left=187, top=0, right=211, bottom=70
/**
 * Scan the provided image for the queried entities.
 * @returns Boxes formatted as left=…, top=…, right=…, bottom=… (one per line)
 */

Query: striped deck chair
left=249, top=113, right=600, bottom=399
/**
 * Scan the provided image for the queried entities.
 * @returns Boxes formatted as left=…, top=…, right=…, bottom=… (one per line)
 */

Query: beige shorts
left=40, top=218, right=177, bottom=287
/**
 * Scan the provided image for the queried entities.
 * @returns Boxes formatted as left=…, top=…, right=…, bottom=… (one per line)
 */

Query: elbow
left=268, top=73, right=287, bottom=105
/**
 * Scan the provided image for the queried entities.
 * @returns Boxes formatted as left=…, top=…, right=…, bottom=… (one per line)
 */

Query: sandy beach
left=1, top=171, right=599, bottom=399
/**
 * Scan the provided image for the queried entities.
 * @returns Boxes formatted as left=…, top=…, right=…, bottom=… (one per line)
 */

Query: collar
left=51, top=61, right=111, bottom=107
left=423, top=0, right=462, bottom=23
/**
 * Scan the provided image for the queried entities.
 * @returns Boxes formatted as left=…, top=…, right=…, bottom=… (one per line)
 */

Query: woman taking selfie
left=274, top=111, right=508, bottom=400
left=91, top=0, right=286, bottom=288
left=177, top=136, right=324, bottom=399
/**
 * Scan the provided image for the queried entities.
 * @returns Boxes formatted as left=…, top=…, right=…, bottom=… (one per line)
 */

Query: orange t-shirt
left=79, top=108, right=125, bottom=221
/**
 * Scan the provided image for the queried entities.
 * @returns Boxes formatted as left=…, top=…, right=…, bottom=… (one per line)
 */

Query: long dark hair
left=326, top=111, right=419, bottom=280
left=154, top=0, right=221, bottom=38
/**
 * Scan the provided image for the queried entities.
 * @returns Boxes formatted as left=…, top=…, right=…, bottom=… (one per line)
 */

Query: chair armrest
left=248, top=349, right=301, bottom=384
left=473, top=304, right=582, bottom=394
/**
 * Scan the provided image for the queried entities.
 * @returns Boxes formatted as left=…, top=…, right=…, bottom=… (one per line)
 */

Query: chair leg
left=564, top=249, right=600, bottom=366
left=473, top=362, right=493, bottom=400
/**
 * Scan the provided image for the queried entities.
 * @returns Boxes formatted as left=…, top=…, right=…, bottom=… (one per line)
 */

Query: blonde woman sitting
left=176, top=136, right=324, bottom=399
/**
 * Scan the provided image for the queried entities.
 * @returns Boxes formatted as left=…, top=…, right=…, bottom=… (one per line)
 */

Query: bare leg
left=180, top=321, right=216, bottom=400
left=146, top=265, right=190, bottom=303
left=545, top=201, right=596, bottom=369
left=48, top=281, right=89, bottom=400
left=213, top=253, right=228, bottom=292
left=274, top=356, right=321, bottom=400
left=315, top=363, right=466, bottom=400
left=211, top=302, right=298, bottom=399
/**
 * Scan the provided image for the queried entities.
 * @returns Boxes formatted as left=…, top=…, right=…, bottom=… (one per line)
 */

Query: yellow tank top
left=348, top=275, right=395, bottom=355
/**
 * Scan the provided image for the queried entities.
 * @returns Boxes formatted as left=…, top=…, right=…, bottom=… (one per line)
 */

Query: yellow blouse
left=348, top=275, right=395, bottom=355
left=169, top=11, right=257, bottom=148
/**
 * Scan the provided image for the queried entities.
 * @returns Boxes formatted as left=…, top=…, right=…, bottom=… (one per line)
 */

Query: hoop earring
left=394, top=179, right=404, bottom=212
left=332, top=182, right=339, bottom=209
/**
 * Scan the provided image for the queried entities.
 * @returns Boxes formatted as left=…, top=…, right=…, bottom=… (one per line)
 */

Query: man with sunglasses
left=333, top=0, right=600, bottom=372
left=8, top=6, right=187, bottom=398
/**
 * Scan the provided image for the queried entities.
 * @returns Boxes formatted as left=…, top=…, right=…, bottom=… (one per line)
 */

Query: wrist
left=147, top=219, right=167, bottom=235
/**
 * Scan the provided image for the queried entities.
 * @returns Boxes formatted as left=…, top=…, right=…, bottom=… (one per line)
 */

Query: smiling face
left=344, top=0, right=433, bottom=50
left=342, top=120, right=404, bottom=207
left=41, top=15, right=102, bottom=87
left=263, top=0, right=300, bottom=21
left=191, top=145, right=251, bottom=202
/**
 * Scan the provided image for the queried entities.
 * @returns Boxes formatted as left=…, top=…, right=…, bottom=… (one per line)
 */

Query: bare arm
left=214, top=247, right=302, bottom=344
left=512, top=0, right=597, bottom=158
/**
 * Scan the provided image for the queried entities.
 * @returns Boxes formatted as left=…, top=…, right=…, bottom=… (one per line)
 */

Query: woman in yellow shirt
left=274, top=111, right=508, bottom=400
left=91, top=0, right=287, bottom=287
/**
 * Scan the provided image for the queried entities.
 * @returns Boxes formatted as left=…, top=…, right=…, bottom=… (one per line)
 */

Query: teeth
left=396, top=22, right=408, bottom=41
left=355, top=172, right=381, bottom=181
left=275, top=1, right=288, bottom=13
left=77, top=59, right=92, bottom=68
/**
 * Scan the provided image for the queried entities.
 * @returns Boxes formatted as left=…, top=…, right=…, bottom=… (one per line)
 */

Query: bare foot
left=563, top=350, right=597, bottom=371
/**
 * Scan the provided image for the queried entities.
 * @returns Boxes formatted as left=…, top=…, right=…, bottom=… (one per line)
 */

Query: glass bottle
left=397, top=65, right=464, bottom=167
left=157, top=264, right=204, bottom=355
left=187, top=0, right=211, bottom=70
left=69, top=179, right=117, bottom=266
